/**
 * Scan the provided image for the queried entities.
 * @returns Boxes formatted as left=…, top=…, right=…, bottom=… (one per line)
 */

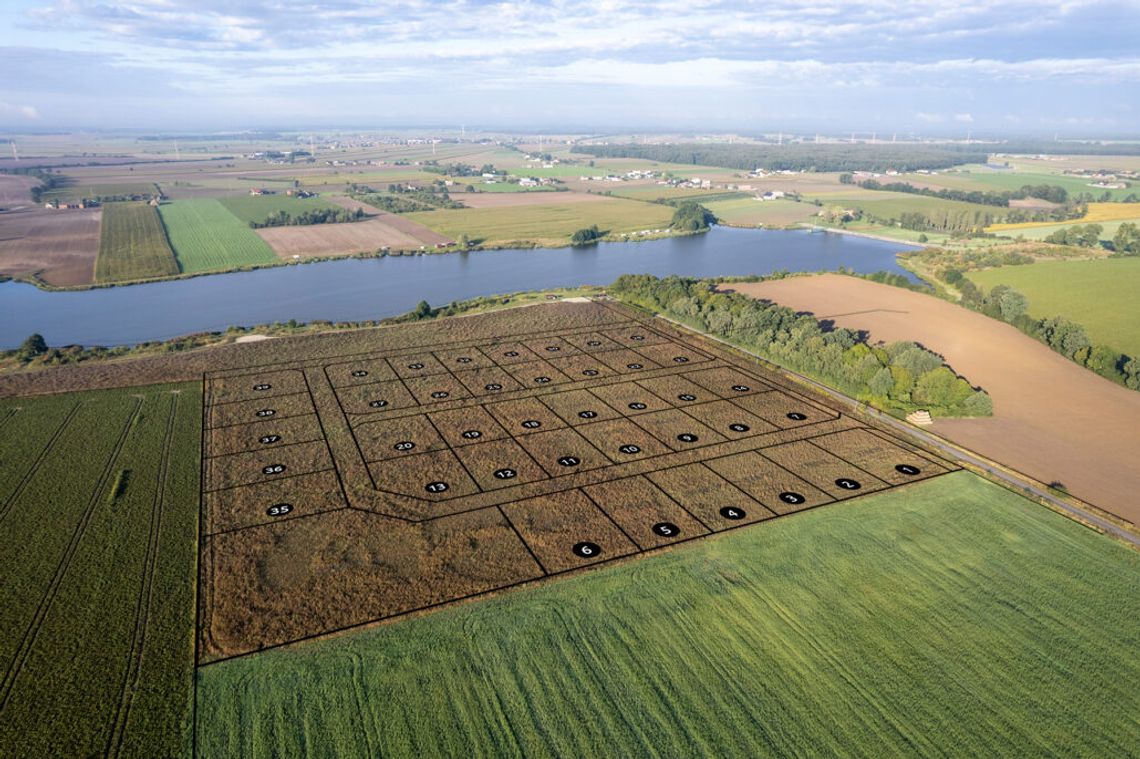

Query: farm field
left=197, top=300, right=959, bottom=659
left=968, top=257, right=1140, bottom=357
left=157, top=199, right=278, bottom=273
left=42, top=181, right=159, bottom=203
left=0, top=382, right=201, bottom=758
left=216, top=194, right=340, bottom=225
left=451, top=190, right=610, bottom=208
left=0, top=205, right=101, bottom=286
left=704, top=196, right=820, bottom=227
left=987, top=202, right=1140, bottom=236
left=732, top=275, right=1140, bottom=522
left=95, top=202, right=179, bottom=283
left=898, top=166, right=1137, bottom=202
left=195, top=470, right=1140, bottom=757
left=815, top=189, right=1008, bottom=221
left=404, top=197, right=674, bottom=245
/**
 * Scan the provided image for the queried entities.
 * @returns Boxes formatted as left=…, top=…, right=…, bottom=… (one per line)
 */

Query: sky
left=0, top=0, right=1138, bottom=135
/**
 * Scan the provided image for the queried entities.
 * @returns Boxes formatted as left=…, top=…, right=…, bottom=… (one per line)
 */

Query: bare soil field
left=0, top=205, right=101, bottom=286
left=456, top=191, right=610, bottom=209
left=729, top=275, right=1140, bottom=524
left=194, top=301, right=958, bottom=658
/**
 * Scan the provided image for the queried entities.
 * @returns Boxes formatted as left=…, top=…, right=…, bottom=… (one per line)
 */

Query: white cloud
left=0, top=100, right=39, bottom=119
left=915, top=112, right=944, bottom=123
left=954, top=113, right=974, bottom=123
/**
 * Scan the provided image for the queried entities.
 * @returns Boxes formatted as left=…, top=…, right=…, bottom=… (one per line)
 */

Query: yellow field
left=988, top=202, right=1140, bottom=232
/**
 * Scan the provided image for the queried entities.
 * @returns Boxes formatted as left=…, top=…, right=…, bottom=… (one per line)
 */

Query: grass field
left=43, top=182, right=160, bottom=203
left=195, top=471, right=1140, bottom=757
left=968, top=257, right=1140, bottom=356
left=816, top=189, right=1008, bottom=221
left=987, top=202, right=1140, bottom=235
left=905, top=166, right=1137, bottom=202
left=0, top=382, right=200, bottom=758
left=704, top=197, right=820, bottom=227
left=216, top=194, right=340, bottom=225
left=94, top=202, right=180, bottom=283
left=405, top=197, right=674, bottom=244
left=157, top=199, right=278, bottom=273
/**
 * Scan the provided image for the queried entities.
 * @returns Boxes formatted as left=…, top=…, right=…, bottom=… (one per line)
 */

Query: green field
left=704, top=196, right=819, bottom=227
left=95, top=202, right=180, bottom=283
left=43, top=182, right=159, bottom=202
left=157, top=199, right=278, bottom=273
left=817, top=189, right=1009, bottom=221
left=0, top=383, right=201, bottom=758
left=196, top=471, right=1139, bottom=757
left=217, top=194, right=340, bottom=225
left=901, top=166, right=1137, bottom=202
left=405, top=197, right=675, bottom=244
left=969, top=257, right=1140, bottom=356
left=987, top=217, right=1140, bottom=242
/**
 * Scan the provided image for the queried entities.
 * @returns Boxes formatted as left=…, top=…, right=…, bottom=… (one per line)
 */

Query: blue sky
left=0, top=0, right=1137, bottom=134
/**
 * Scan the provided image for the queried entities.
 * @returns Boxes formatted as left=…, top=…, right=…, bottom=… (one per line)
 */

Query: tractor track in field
left=106, top=392, right=180, bottom=758
left=0, top=402, right=83, bottom=523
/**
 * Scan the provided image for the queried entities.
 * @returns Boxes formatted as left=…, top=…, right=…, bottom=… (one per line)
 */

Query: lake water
left=0, top=226, right=918, bottom=348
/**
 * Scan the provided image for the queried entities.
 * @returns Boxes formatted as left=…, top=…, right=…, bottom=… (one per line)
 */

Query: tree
left=414, top=300, right=432, bottom=319
left=998, top=287, right=1029, bottom=322
left=669, top=202, right=716, bottom=232
left=1113, top=222, right=1140, bottom=255
left=570, top=225, right=601, bottom=245
left=17, top=333, right=47, bottom=361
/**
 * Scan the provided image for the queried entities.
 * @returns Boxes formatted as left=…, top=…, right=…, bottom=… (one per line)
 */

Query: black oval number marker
left=407, top=362, right=424, bottom=370
left=779, top=491, right=806, bottom=505
left=369, top=399, right=389, bottom=408
left=351, top=370, right=369, bottom=378
left=393, top=441, right=415, bottom=451
left=259, top=434, right=281, bottom=445
left=266, top=503, right=292, bottom=517
left=895, top=464, right=921, bottom=476
left=457, top=356, right=472, bottom=364
left=430, top=390, right=449, bottom=399
left=504, top=350, right=520, bottom=357
left=255, top=408, right=275, bottom=418
left=673, top=356, right=689, bottom=363
left=731, top=384, right=751, bottom=392
left=786, top=412, right=808, bottom=421
left=677, top=393, right=697, bottom=402
left=494, top=468, right=517, bottom=480
left=652, top=522, right=680, bottom=537
left=618, top=444, right=641, bottom=455
left=728, top=423, right=750, bottom=433
left=485, top=383, right=503, bottom=391
left=572, top=541, right=601, bottom=558
left=535, top=376, right=551, bottom=384
left=545, top=345, right=560, bottom=352
left=462, top=429, right=482, bottom=440
left=719, top=506, right=746, bottom=520
left=631, top=335, right=645, bottom=341
left=676, top=433, right=699, bottom=443
left=521, top=420, right=542, bottom=429
left=253, top=383, right=271, bottom=391
left=835, top=478, right=862, bottom=490
left=578, top=410, right=597, bottom=419
left=582, top=369, right=599, bottom=377
left=262, top=464, right=286, bottom=475
left=627, top=363, right=643, bottom=370
left=557, top=456, right=580, bottom=467
left=587, top=340, right=602, bottom=347
left=628, top=402, right=647, bottom=411
left=425, top=481, right=449, bottom=493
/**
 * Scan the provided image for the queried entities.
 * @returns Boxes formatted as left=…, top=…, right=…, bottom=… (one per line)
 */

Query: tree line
left=854, top=178, right=1070, bottom=207
left=572, top=143, right=993, bottom=173
left=250, top=207, right=366, bottom=228
left=610, top=274, right=992, bottom=417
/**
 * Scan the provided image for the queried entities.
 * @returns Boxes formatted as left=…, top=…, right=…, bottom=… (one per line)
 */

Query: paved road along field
left=725, top=274, right=1140, bottom=526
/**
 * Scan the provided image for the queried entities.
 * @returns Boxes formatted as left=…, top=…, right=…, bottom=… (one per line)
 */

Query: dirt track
left=727, top=275, right=1140, bottom=524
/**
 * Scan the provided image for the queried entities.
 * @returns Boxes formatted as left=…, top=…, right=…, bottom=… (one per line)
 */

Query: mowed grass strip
left=969, top=257, right=1140, bottom=357
left=405, top=196, right=674, bottom=245
left=217, top=194, right=340, bottom=225
left=0, top=383, right=201, bottom=758
left=157, top=198, right=277, bottom=273
left=196, top=471, right=1139, bottom=757
left=94, top=202, right=180, bottom=283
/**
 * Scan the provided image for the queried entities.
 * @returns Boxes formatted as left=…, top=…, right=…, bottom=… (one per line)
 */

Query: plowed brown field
left=727, top=274, right=1140, bottom=523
